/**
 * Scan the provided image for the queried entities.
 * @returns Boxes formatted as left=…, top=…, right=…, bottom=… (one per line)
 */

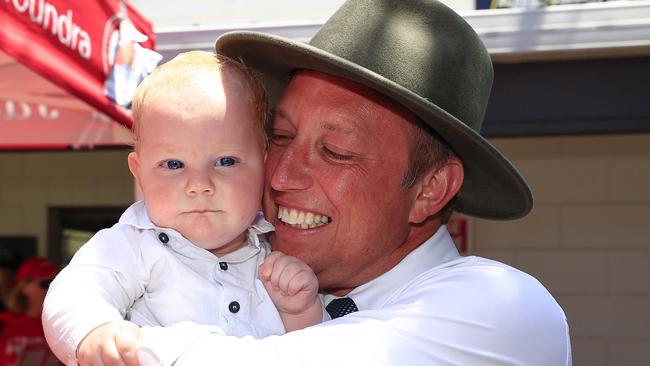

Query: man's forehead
left=289, top=70, right=376, bottom=99
left=273, top=100, right=374, bottom=138
left=279, top=70, right=417, bottom=134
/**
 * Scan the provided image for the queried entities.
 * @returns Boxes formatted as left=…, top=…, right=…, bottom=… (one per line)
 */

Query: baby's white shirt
left=42, top=201, right=283, bottom=366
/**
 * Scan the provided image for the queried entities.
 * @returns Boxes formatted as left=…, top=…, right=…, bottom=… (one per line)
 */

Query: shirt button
left=228, top=301, right=240, bottom=313
left=219, top=262, right=228, bottom=271
left=158, top=233, right=169, bottom=244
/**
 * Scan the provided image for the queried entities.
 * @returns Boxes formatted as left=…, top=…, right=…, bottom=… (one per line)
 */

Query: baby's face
left=128, top=73, right=265, bottom=255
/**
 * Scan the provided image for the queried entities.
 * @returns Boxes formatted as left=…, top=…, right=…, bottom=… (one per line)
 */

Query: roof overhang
left=154, top=0, right=650, bottom=63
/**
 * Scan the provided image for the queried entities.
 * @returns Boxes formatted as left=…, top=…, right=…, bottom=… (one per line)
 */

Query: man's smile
left=277, top=206, right=331, bottom=229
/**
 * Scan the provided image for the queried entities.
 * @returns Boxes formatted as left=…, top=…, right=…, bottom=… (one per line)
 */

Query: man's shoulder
left=396, top=255, right=568, bottom=330
left=403, top=256, right=557, bottom=304
left=384, top=256, right=570, bottom=364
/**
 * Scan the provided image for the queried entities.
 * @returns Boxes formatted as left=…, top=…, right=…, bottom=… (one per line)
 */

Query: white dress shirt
left=140, top=225, right=572, bottom=366
left=42, top=201, right=284, bottom=366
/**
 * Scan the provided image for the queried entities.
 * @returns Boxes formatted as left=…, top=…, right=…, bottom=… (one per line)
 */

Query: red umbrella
left=0, top=0, right=160, bottom=150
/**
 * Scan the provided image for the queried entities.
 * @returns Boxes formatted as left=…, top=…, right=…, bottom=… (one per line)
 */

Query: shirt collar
left=119, top=200, right=156, bottom=230
left=226, top=212, right=274, bottom=263
left=325, top=225, right=460, bottom=311
left=119, top=201, right=274, bottom=260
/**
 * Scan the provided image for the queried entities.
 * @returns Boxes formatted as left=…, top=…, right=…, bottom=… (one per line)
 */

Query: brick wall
left=473, top=133, right=650, bottom=366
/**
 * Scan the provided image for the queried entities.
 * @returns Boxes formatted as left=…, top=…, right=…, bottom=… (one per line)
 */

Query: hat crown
left=310, top=0, right=493, bottom=132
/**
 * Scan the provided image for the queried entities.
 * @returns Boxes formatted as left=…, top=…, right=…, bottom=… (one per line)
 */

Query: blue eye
left=164, top=160, right=184, bottom=169
left=216, top=157, right=237, bottom=167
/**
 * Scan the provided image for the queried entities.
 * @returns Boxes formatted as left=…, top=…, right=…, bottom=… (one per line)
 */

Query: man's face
left=263, top=71, right=422, bottom=293
left=129, top=71, right=265, bottom=255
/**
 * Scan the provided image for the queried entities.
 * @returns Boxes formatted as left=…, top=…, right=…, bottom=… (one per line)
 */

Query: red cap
left=16, top=257, right=58, bottom=282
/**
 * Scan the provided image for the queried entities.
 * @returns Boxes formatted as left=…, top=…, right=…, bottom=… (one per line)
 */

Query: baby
left=42, top=51, right=323, bottom=366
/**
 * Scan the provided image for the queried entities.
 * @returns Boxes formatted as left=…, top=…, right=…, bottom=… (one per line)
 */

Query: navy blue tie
left=326, top=297, right=359, bottom=319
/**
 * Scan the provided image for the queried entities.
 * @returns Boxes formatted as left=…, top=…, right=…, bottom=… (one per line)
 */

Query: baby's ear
left=127, top=152, right=140, bottom=183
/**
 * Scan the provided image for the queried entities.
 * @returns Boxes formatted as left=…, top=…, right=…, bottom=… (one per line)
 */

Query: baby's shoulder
left=75, top=223, right=166, bottom=260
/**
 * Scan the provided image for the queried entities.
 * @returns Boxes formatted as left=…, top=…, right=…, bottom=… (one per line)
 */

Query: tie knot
left=326, top=297, right=359, bottom=319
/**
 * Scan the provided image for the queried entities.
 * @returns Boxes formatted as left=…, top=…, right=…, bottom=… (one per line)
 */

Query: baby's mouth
left=277, top=206, right=331, bottom=229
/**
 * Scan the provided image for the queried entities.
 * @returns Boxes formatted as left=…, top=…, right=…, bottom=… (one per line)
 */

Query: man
left=131, top=0, right=572, bottom=364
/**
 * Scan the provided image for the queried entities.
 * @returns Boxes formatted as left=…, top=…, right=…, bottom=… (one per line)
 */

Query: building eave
left=154, top=0, right=650, bottom=63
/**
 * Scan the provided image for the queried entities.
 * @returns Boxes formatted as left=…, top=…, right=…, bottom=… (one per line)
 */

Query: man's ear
left=127, top=151, right=141, bottom=186
left=408, top=157, right=464, bottom=224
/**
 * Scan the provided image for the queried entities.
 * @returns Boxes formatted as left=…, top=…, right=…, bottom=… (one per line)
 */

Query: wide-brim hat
left=216, top=0, right=532, bottom=220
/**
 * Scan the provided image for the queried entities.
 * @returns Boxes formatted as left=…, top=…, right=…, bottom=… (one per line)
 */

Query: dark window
left=48, top=206, right=126, bottom=266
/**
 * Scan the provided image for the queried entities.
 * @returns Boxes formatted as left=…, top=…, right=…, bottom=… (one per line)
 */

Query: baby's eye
left=164, top=160, right=184, bottom=170
left=216, top=157, right=237, bottom=167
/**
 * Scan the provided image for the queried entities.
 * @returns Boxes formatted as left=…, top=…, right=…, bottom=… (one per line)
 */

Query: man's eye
left=216, top=157, right=237, bottom=167
left=324, top=147, right=352, bottom=161
left=269, top=132, right=292, bottom=146
left=164, top=160, right=184, bottom=169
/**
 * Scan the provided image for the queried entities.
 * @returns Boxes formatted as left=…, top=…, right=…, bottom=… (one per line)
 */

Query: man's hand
left=259, top=251, right=323, bottom=331
left=77, top=320, right=142, bottom=366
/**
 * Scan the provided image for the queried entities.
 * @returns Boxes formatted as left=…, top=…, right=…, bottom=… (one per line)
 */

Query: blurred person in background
left=0, top=257, right=59, bottom=366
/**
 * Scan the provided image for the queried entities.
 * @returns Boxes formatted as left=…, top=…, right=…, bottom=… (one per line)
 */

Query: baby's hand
left=259, top=251, right=322, bottom=331
left=77, top=320, right=142, bottom=366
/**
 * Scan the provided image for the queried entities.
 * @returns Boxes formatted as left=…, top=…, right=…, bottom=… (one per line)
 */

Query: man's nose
left=185, top=169, right=215, bottom=196
left=268, top=143, right=313, bottom=192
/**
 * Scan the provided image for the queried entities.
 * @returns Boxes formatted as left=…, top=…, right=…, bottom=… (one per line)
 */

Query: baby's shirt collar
left=118, top=201, right=274, bottom=255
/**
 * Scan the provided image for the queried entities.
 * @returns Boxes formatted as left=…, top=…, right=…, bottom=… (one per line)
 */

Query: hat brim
left=216, top=32, right=532, bottom=220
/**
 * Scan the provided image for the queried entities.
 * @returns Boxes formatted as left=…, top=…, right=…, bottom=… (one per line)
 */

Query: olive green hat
left=215, top=0, right=532, bottom=220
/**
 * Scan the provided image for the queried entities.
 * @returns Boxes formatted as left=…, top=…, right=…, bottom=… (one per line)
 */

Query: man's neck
left=323, top=220, right=442, bottom=297
left=324, top=287, right=354, bottom=297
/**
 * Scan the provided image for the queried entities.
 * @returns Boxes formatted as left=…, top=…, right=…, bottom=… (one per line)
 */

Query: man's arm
left=140, top=309, right=430, bottom=366
left=137, top=262, right=571, bottom=366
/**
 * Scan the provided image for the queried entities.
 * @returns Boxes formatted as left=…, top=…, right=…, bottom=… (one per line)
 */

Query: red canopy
left=0, top=51, right=134, bottom=150
left=0, top=0, right=159, bottom=150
